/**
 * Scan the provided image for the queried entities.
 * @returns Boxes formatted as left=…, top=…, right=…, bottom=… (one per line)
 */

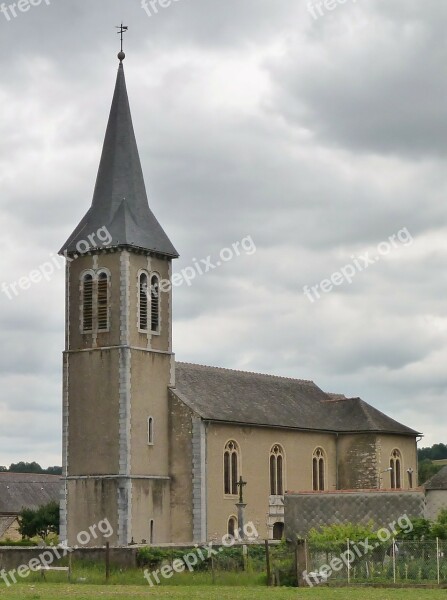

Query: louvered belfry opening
left=82, top=274, right=94, bottom=332
left=139, top=272, right=148, bottom=331
left=97, top=272, right=109, bottom=331
left=150, top=275, right=160, bottom=333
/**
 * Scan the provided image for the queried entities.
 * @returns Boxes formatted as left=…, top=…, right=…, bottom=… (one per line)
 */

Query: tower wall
left=62, top=251, right=175, bottom=546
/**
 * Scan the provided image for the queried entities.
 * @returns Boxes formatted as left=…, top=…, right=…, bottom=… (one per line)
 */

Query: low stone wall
left=0, top=546, right=138, bottom=572
left=284, top=489, right=425, bottom=539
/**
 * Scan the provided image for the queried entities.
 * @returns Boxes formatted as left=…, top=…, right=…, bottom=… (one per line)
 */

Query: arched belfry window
left=139, top=272, right=149, bottom=331
left=150, top=274, right=160, bottom=333
left=81, top=270, right=110, bottom=334
left=390, top=449, right=402, bottom=489
left=224, top=441, right=239, bottom=495
left=97, top=272, right=109, bottom=331
left=312, top=447, right=326, bottom=491
left=82, top=273, right=93, bottom=332
left=270, top=445, right=285, bottom=495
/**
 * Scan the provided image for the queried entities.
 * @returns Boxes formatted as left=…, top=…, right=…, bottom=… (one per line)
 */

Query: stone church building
left=59, top=52, right=419, bottom=546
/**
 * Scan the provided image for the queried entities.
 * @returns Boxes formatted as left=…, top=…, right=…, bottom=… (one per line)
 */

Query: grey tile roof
left=0, top=474, right=61, bottom=515
left=172, top=362, right=419, bottom=435
left=0, top=516, right=16, bottom=538
left=60, top=63, right=178, bottom=258
left=424, top=466, right=447, bottom=490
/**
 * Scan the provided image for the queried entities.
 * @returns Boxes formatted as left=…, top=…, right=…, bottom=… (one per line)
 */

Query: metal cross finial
left=236, top=475, right=247, bottom=504
left=116, top=23, right=129, bottom=59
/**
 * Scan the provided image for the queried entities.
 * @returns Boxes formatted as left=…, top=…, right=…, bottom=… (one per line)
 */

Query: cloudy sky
left=0, top=0, right=445, bottom=468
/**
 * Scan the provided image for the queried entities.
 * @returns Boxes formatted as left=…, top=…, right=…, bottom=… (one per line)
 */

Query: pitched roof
left=0, top=473, right=61, bottom=515
left=172, top=362, right=419, bottom=436
left=60, top=62, right=178, bottom=258
left=0, top=516, right=16, bottom=538
left=424, top=466, right=447, bottom=490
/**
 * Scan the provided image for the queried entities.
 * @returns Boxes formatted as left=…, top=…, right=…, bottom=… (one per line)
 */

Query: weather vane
left=116, top=23, right=128, bottom=61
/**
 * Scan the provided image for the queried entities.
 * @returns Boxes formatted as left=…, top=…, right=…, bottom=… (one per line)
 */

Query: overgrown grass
left=0, top=585, right=447, bottom=599
left=0, top=562, right=265, bottom=587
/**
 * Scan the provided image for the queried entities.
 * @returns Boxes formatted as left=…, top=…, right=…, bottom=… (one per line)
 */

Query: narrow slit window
left=150, top=275, right=160, bottom=333
left=148, top=417, right=154, bottom=445
left=139, top=273, right=148, bottom=331
left=228, top=516, right=237, bottom=538
left=97, top=272, right=109, bottom=331
left=82, top=274, right=93, bottom=332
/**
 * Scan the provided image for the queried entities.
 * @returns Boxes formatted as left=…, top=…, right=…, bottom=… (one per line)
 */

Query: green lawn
left=0, top=586, right=446, bottom=600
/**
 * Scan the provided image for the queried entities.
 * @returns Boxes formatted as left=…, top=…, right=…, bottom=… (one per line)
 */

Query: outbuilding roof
left=172, top=362, right=419, bottom=436
left=0, top=473, right=61, bottom=515
left=424, top=466, right=447, bottom=490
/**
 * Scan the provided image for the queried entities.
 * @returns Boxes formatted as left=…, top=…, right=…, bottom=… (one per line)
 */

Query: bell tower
left=60, top=45, right=178, bottom=546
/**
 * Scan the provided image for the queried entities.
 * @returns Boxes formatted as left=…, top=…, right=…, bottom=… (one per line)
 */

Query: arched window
left=390, top=449, right=402, bottom=489
left=82, top=273, right=93, bottom=332
left=97, top=272, right=109, bottom=331
left=224, top=441, right=239, bottom=495
left=150, top=274, right=160, bottom=333
left=270, top=445, right=285, bottom=495
left=273, top=522, right=284, bottom=541
left=147, top=417, right=154, bottom=445
left=139, top=272, right=148, bottom=331
left=227, top=516, right=237, bottom=538
left=149, top=519, right=154, bottom=544
left=312, top=448, right=326, bottom=491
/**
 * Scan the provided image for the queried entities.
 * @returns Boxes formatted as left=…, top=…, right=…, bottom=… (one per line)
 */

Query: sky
left=0, top=0, right=445, bottom=468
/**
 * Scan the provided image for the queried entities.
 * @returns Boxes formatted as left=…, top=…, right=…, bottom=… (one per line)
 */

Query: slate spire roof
left=60, top=61, right=178, bottom=258
left=172, top=362, right=420, bottom=436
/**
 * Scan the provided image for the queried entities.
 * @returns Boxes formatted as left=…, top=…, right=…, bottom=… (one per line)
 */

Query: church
left=59, top=49, right=420, bottom=547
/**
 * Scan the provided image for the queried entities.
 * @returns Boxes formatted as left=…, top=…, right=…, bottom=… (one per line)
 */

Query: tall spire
left=60, top=55, right=178, bottom=258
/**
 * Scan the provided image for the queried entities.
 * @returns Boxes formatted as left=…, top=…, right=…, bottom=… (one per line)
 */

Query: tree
left=418, top=443, right=447, bottom=462
left=18, top=501, right=60, bottom=539
left=431, top=509, right=447, bottom=540
left=9, top=462, right=43, bottom=473
left=45, top=466, right=63, bottom=475
left=0, top=466, right=7, bottom=472
left=5, top=462, right=62, bottom=475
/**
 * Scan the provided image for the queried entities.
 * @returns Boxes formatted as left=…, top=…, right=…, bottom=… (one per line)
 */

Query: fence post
left=295, top=540, right=307, bottom=587
left=211, top=553, right=216, bottom=585
left=265, top=539, right=271, bottom=586
left=105, top=542, right=110, bottom=582
left=392, top=537, right=396, bottom=584
left=347, top=539, right=350, bottom=585
left=437, top=538, right=440, bottom=586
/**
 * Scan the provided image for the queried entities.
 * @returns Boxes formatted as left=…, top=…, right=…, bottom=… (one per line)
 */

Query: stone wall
left=284, top=489, right=425, bottom=538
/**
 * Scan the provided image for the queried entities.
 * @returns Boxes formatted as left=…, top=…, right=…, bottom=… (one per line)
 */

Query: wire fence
left=1, top=539, right=446, bottom=588
left=306, top=539, right=447, bottom=586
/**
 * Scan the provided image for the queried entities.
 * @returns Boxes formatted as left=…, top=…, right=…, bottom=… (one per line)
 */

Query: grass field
left=0, top=586, right=446, bottom=599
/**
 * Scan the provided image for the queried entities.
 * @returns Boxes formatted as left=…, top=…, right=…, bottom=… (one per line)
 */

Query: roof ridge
left=175, top=361, right=315, bottom=385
